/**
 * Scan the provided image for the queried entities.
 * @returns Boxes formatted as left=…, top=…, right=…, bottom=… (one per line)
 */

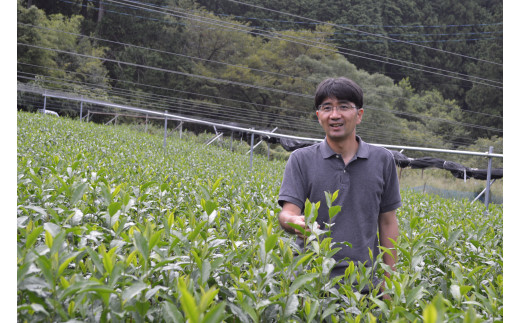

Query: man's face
left=316, top=97, right=364, bottom=142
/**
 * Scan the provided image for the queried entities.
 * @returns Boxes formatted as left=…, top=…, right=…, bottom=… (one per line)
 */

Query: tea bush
left=17, top=112, right=502, bottom=322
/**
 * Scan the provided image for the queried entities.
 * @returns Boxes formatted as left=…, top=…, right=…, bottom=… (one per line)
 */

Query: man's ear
left=356, top=108, right=364, bottom=124
left=316, top=110, right=322, bottom=125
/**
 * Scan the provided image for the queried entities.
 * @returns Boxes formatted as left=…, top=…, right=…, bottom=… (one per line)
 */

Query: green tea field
left=17, top=112, right=503, bottom=322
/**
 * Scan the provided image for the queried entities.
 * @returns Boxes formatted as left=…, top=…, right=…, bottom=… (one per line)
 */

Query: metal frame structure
left=18, top=85, right=504, bottom=209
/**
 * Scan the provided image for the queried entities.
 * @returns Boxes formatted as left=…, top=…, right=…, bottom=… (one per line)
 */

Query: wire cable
left=17, top=59, right=502, bottom=135
left=59, top=0, right=502, bottom=87
left=16, top=23, right=503, bottom=118
left=222, top=0, right=502, bottom=66
left=17, top=72, right=497, bottom=148
left=107, top=0, right=502, bottom=87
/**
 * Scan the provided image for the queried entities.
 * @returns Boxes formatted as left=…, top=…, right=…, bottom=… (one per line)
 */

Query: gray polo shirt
left=278, top=136, right=401, bottom=275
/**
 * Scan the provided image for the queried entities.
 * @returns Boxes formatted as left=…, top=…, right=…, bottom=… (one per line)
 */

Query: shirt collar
left=319, top=135, right=370, bottom=159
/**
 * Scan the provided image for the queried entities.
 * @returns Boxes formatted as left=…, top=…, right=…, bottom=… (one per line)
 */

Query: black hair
left=314, top=77, right=364, bottom=110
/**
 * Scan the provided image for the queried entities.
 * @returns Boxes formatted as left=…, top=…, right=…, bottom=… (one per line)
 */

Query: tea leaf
left=162, top=301, right=184, bottom=323
left=450, top=284, right=461, bottom=302
left=178, top=279, right=199, bottom=323
left=122, top=281, right=147, bottom=304
left=447, top=229, right=463, bottom=248
left=57, top=253, right=79, bottom=277
left=201, top=302, right=226, bottom=323
left=133, top=231, right=149, bottom=262
left=405, top=285, right=424, bottom=307
left=26, top=225, right=44, bottom=249
left=289, top=273, right=319, bottom=295
left=148, top=229, right=164, bottom=252
left=328, top=205, right=342, bottom=219
left=71, top=182, right=88, bottom=205
left=86, top=247, right=105, bottom=275
left=285, top=294, right=299, bottom=316
left=422, top=303, right=437, bottom=323
left=108, top=202, right=122, bottom=217
left=265, top=233, right=278, bottom=253
left=23, top=205, right=48, bottom=218
left=200, top=286, right=219, bottom=312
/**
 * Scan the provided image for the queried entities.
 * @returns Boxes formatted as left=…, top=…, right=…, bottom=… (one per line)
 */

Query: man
left=277, top=77, right=401, bottom=294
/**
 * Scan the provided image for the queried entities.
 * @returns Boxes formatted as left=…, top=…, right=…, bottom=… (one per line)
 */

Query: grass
left=398, top=168, right=503, bottom=204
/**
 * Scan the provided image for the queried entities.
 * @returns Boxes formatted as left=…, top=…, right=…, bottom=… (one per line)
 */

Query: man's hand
left=278, top=202, right=312, bottom=239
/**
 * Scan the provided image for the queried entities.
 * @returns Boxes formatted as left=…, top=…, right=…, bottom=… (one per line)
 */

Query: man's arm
left=278, top=202, right=309, bottom=239
left=378, top=210, right=399, bottom=276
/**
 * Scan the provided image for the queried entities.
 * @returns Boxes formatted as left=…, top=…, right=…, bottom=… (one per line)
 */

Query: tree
left=17, top=0, right=110, bottom=106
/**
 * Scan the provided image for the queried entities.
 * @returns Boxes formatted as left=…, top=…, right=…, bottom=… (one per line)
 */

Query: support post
left=145, top=114, right=148, bottom=133
left=472, top=179, right=496, bottom=204
left=230, top=131, right=234, bottom=151
left=79, top=100, right=83, bottom=121
left=87, top=110, right=90, bottom=122
left=206, top=133, right=224, bottom=146
left=249, top=131, right=254, bottom=171
left=163, top=110, right=168, bottom=149
left=104, top=115, right=118, bottom=125
left=179, top=121, right=183, bottom=138
left=267, top=143, right=270, bottom=161
left=246, top=127, right=278, bottom=154
left=484, top=146, right=493, bottom=211
left=43, top=94, right=47, bottom=112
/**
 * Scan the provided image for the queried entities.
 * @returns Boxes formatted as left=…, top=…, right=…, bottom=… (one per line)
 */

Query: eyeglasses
left=317, top=104, right=357, bottom=113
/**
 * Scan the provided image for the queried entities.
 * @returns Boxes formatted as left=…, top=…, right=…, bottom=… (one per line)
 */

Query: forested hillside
left=17, top=0, right=503, bottom=154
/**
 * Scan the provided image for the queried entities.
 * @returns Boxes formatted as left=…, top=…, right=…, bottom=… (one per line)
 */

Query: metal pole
left=43, top=95, right=47, bottom=112
left=206, top=133, right=224, bottom=146
left=163, top=110, right=168, bottom=149
left=145, top=114, right=148, bottom=133
left=472, top=179, right=496, bottom=204
left=247, top=127, right=278, bottom=154
left=87, top=110, right=90, bottom=122
left=268, top=143, right=270, bottom=161
left=23, top=91, right=504, bottom=158
left=80, top=100, right=83, bottom=121
left=230, top=131, right=234, bottom=151
left=179, top=121, right=183, bottom=138
left=484, top=146, right=493, bottom=211
left=249, top=131, right=254, bottom=171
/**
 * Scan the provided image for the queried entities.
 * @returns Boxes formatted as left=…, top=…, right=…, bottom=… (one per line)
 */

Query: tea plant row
left=17, top=112, right=502, bottom=322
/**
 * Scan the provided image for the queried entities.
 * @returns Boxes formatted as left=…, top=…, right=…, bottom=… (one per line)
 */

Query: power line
left=58, top=0, right=503, bottom=87
left=17, top=57, right=503, bottom=135
left=18, top=22, right=504, bottom=112
left=17, top=54, right=503, bottom=135
left=16, top=73, right=323, bottom=135
left=17, top=22, right=299, bottom=81
left=18, top=42, right=311, bottom=98
left=18, top=85, right=504, bottom=156
left=216, top=15, right=503, bottom=38
left=222, top=0, right=502, bottom=66
left=18, top=57, right=503, bottom=122
left=57, top=0, right=503, bottom=88
left=107, top=0, right=502, bottom=88
left=326, top=37, right=502, bottom=44
left=17, top=70, right=500, bottom=149
left=213, top=13, right=503, bottom=29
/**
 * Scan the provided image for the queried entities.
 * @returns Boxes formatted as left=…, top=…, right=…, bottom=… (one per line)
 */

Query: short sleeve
left=380, top=151, right=402, bottom=213
left=278, top=152, right=307, bottom=210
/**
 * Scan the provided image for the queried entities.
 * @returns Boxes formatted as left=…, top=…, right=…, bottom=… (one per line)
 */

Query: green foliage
left=196, top=0, right=502, bottom=137
left=17, top=0, right=110, bottom=114
left=18, top=0, right=501, bottom=148
left=18, top=112, right=502, bottom=322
